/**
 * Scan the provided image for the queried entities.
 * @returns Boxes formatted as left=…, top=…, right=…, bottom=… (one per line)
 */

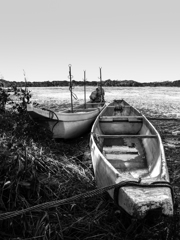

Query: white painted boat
left=27, top=102, right=105, bottom=139
left=90, top=99, right=173, bottom=219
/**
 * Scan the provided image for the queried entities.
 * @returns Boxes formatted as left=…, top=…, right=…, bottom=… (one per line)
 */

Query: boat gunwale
left=91, top=133, right=158, bottom=138
left=27, top=103, right=106, bottom=121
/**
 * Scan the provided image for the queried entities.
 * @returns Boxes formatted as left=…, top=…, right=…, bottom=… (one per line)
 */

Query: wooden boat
left=90, top=99, right=174, bottom=219
left=27, top=102, right=105, bottom=139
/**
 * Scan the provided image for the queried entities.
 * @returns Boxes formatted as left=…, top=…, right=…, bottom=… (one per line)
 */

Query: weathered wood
left=100, top=116, right=143, bottom=119
left=107, top=106, right=131, bottom=108
left=100, top=119, right=142, bottom=123
left=100, top=116, right=143, bottom=122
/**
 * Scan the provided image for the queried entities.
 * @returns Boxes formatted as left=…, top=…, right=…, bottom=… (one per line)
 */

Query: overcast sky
left=0, top=0, right=180, bottom=82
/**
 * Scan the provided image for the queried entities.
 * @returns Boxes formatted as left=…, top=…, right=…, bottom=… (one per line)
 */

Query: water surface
left=29, top=86, right=180, bottom=117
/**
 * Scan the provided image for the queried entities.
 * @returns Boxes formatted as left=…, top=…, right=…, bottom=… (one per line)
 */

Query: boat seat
left=99, top=116, right=143, bottom=123
left=107, top=106, right=132, bottom=108
left=100, top=116, right=143, bottom=119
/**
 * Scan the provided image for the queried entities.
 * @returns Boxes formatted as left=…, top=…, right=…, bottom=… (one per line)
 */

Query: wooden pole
left=69, top=64, right=73, bottom=113
left=84, top=70, right=86, bottom=109
left=99, top=67, right=103, bottom=102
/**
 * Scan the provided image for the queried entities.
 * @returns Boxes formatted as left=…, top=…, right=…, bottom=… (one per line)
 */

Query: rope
left=0, top=180, right=174, bottom=221
left=69, top=86, right=78, bottom=100
left=42, top=107, right=59, bottom=132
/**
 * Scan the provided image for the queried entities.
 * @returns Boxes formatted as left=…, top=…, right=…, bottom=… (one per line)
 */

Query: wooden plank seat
left=100, top=119, right=143, bottom=123
left=106, top=106, right=132, bottom=108
left=99, top=116, right=143, bottom=123
left=100, top=116, right=143, bottom=119
left=103, top=146, right=139, bottom=156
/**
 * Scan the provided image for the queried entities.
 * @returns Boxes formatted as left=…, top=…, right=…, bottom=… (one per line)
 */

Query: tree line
left=1, top=78, right=180, bottom=88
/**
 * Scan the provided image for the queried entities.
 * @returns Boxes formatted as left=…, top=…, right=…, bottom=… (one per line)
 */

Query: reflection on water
left=29, top=86, right=180, bottom=116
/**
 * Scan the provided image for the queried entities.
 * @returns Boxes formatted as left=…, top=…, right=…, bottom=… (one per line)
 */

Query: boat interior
left=94, top=100, right=162, bottom=179
left=64, top=102, right=105, bottom=113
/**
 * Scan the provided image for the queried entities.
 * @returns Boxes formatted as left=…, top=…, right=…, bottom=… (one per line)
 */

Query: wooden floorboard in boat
left=108, top=157, right=146, bottom=170
left=117, top=167, right=150, bottom=178
left=103, top=140, right=148, bottom=177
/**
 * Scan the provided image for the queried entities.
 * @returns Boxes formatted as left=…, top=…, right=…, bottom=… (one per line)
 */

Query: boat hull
left=27, top=102, right=105, bottom=139
left=90, top=99, right=173, bottom=218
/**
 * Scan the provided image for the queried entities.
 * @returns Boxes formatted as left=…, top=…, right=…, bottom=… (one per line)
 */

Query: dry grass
left=0, top=105, right=180, bottom=239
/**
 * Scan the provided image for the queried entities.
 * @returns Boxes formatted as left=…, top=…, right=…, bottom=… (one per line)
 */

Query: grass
left=0, top=105, right=179, bottom=239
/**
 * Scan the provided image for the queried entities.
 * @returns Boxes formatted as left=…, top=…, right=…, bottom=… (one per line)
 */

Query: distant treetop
left=0, top=78, right=180, bottom=87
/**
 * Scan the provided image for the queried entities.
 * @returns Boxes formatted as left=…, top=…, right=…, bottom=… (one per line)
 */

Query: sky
left=0, top=0, right=180, bottom=83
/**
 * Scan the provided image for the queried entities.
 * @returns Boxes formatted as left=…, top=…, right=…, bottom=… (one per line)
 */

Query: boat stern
left=117, top=185, right=174, bottom=219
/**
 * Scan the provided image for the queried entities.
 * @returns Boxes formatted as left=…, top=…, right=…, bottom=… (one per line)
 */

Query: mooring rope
left=69, top=85, right=78, bottom=100
left=0, top=180, right=174, bottom=221
left=42, top=107, right=59, bottom=132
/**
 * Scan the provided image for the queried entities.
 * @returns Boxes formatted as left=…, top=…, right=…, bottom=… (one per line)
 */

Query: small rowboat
left=27, top=102, right=105, bottom=139
left=90, top=99, right=173, bottom=219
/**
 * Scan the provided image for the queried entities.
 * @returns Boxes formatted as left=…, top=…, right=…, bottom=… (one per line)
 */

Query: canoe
left=90, top=99, right=173, bottom=219
left=27, top=102, right=105, bottom=139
